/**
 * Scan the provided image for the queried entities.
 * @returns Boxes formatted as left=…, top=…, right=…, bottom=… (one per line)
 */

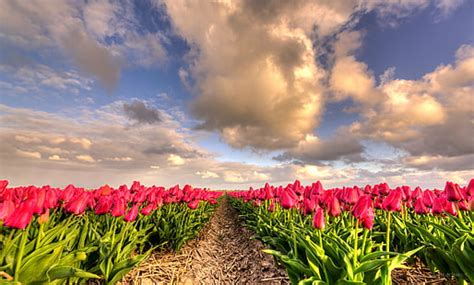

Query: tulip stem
left=386, top=212, right=392, bottom=254
left=14, top=225, right=30, bottom=281
left=456, top=202, right=464, bottom=223
left=35, top=222, right=44, bottom=250
left=353, top=220, right=359, bottom=267
left=288, top=209, right=297, bottom=259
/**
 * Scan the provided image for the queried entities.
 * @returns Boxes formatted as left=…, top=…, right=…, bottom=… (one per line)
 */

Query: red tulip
left=467, top=197, right=474, bottom=211
left=111, top=198, right=127, bottom=217
left=353, top=196, right=372, bottom=220
left=412, top=187, right=423, bottom=200
left=343, top=187, right=359, bottom=205
left=4, top=201, right=34, bottom=229
left=188, top=199, right=199, bottom=210
left=432, top=197, right=446, bottom=215
left=445, top=182, right=463, bottom=202
left=312, top=207, right=325, bottom=230
left=0, top=180, right=8, bottom=191
left=303, top=198, right=316, bottom=215
left=382, top=190, right=402, bottom=212
left=124, top=204, right=139, bottom=222
left=444, top=201, right=457, bottom=216
left=65, top=192, right=89, bottom=215
left=466, top=179, right=474, bottom=197
left=98, top=184, right=112, bottom=196
left=361, top=206, right=374, bottom=230
left=95, top=197, right=113, bottom=215
left=0, top=200, right=15, bottom=221
left=140, top=203, right=156, bottom=215
left=280, top=189, right=297, bottom=209
left=414, top=198, right=429, bottom=214
left=328, top=196, right=341, bottom=217
left=44, top=189, right=59, bottom=209
left=422, top=190, right=435, bottom=208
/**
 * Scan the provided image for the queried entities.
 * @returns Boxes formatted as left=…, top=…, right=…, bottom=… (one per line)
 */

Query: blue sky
left=0, top=0, right=473, bottom=189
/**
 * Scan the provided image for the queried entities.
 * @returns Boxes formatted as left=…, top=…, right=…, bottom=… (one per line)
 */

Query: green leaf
left=354, top=260, right=387, bottom=275
left=47, top=265, right=100, bottom=281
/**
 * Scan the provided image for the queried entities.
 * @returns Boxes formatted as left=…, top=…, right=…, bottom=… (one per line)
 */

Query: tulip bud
left=4, top=201, right=34, bottom=229
left=382, top=190, right=402, bottom=212
left=188, top=199, right=199, bottom=210
left=326, top=196, right=340, bottom=217
left=38, top=209, right=50, bottom=224
left=445, top=182, right=463, bottom=202
left=312, top=207, right=325, bottom=230
left=124, top=204, right=139, bottom=222
left=353, top=196, right=372, bottom=219
left=361, top=207, right=374, bottom=230
left=414, top=198, right=429, bottom=215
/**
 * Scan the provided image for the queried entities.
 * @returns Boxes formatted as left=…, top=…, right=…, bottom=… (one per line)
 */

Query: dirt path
left=124, top=197, right=289, bottom=284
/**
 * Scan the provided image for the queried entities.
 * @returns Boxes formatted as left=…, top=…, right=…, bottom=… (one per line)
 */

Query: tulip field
left=1, top=179, right=474, bottom=284
left=230, top=180, right=474, bottom=285
left=0, top=180, right=220, bottom=284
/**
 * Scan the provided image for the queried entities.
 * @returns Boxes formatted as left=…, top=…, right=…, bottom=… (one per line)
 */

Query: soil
left=123, top=197, right=289, bottom=284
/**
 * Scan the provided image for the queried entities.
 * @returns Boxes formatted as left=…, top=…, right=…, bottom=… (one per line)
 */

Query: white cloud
left=196, top=171, right=219, bottom=179
left=167, top=154, right=186, bottom=166
left=106, top=157, right=133, bottom=162
left=76, top=155, right=95, bottom=163
left=48, top=155, right=68, bottom=161
left=16, top=149, right=42, bottom=159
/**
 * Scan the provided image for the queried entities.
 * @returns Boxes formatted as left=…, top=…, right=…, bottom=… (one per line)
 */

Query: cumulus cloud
left=338, top=44, right=474, bottom=171
left=164, top=0, right=327, bottom=150
left=0, top=0, right=167, bottom=90
left=163, top=0, right=461, bottom=150
left=123, top=101, right=162, bottom=124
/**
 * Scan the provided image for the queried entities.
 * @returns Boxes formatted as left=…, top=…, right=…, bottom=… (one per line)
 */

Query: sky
left=0, top=0, right=473, bottom=190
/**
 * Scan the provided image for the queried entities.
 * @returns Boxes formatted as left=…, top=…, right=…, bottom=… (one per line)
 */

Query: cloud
left=338, top=44, right=474, bottom=171
left=16, top=150, right=41, bottom=159
left=275, top=130, right=365, bottom=163
left=60, top=29, right=120, bottom=91
left=123, top=101, right=162, bottom=124
left=164, top=0, right=327, bottom=150
left=76, top=155, right=95, bottom=163
left=163, top=0, right=464, bottom=150
left=0, top=63, right=93, bottom=95
left=48, top=155, right=68, bottom=161
left=167, top=154, right=185, bottom=166
left=196, top=171, right=219, bottom=179
left=0, top=0, right=167, bottom=90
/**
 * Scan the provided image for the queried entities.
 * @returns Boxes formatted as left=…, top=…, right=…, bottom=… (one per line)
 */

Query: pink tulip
left=65, top=192, right=90, bottom=215
left=124, top=204, right=139, bottom=222
left=4, top=200, right=34, bottom=229
left=0, top=200, right=15, bottom=221
left=353, top=196, right=372, bottom=220
left=414, top=198, right=429, bottom=214
left=188, top=199, right=199, bottom=210
left=111, top=198, right=127, bottom=217
left=445, top=182, right=463, bottom=202
left=280, top=189, right=297, bottom=209
left=312, top=207, right=325, bottom=230
left=382, top=190, right=402, bottom=212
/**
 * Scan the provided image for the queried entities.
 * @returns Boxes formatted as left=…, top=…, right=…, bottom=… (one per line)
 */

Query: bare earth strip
left=123, top=197, right=290, bottom=284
